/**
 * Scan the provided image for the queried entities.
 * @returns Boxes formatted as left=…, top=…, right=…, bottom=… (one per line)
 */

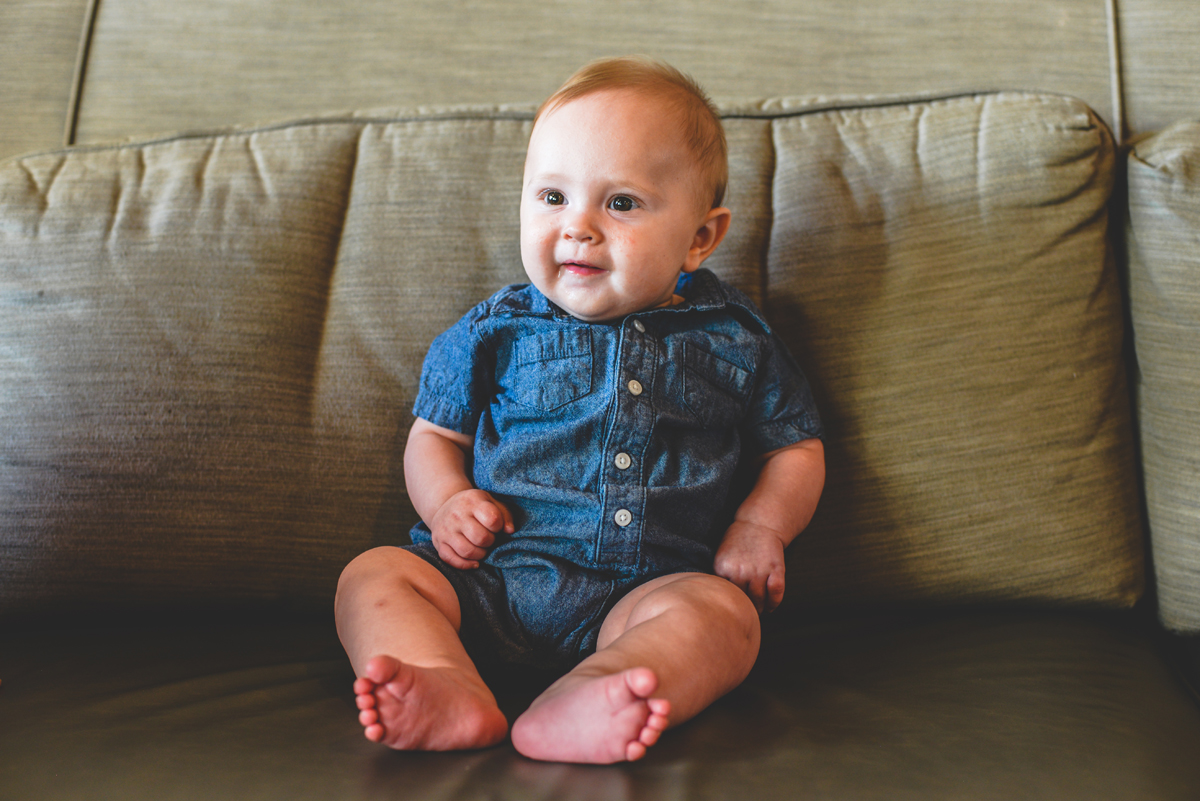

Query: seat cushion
left=1, top=611, right=1198, bottom=799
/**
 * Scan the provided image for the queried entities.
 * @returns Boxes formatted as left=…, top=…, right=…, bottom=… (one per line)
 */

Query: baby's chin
left=539, top=289, right=637, bottom=323
left=527, top=272, right=675, bottom=323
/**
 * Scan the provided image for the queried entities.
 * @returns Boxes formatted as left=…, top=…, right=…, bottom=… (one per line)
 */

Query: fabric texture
left=400, top=270, right=820, bottom=665
left=767, top=93, right=1143, bottom=608
left=1118, top=0, right=1200, bottom=138
left=72, top=0, right=1114, bottom=146
left=0, top=126, right=362, bottom=614
left=410, top=270, right=820, bottom=576
left=1127, top=121, right=1200, bottom=633
left=0, top=93, right=1144, bottom=618
left=0, top=0, right=92, bottom=162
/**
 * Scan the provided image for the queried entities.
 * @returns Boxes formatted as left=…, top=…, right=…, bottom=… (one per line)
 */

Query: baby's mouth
left=562, top=261, right=605, bottom=276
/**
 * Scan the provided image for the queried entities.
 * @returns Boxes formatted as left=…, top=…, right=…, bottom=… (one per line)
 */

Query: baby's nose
left=563, top=210, right=599, bottom=241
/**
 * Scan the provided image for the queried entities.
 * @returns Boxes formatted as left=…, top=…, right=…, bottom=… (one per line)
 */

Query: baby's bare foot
left=509, top=667, right=671, bottom=763
left=353, top=655, right=508, bottom=750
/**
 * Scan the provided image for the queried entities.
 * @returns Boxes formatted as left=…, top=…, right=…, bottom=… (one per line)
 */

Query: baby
left=334, top=57, right=825, bottom=764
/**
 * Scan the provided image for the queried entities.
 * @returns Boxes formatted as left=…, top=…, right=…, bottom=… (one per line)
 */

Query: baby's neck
left=652, top=294, right=686, bottom=310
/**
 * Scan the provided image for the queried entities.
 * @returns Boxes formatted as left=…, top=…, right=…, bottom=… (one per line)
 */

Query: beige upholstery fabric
left=1, top=127, right=361, bottom=613
left=0, top=0, right=92, bottom=162
left=769, top=94, right=1142, bottom=608
left=73, top=0, right=1115, bottom=146
left=0, top=94, right=1143, bottom=618
left=308, top=116, right=533, bottom=571
left=1119, top=0, right=1200, bottom=137
left=1128, top=122, right=1200, bottom=632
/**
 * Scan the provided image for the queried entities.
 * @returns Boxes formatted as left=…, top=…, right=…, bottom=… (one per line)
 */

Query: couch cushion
left=769, top=93, right=1142, bottom=608
left=1128, top=121, right=1200, bottom=633
left=0, top=126, right=362, bottom=614
left=0, top=93, right=1143, bottom=619
left=2, top=611, right=1199, bottom=800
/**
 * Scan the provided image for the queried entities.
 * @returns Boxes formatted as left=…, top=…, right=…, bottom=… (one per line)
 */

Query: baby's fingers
left=452, top=527, right=494, bottom=560
left=726, top=570, right=766, bottom=614
left=763, top=570, right=786, bottom=614
left=745, top=577, right=769, bottom=615
left=494, top=498, right=516, bottom=534
left=472, top=496, right=514, bottom=537
left=435, top=532, right=487, bottom=569
left=435, top=546, right=478, bottom=570
left=461, top=520, right=497, bottom=549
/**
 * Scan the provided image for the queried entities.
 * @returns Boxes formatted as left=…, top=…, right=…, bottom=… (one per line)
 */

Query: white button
left=633, top=319, right=646, bottom=333
left=627, top=379, right=643, bottom=396
left=614, top=452, right=632, bottom=470
left=614, top=509, right=633, bottom=527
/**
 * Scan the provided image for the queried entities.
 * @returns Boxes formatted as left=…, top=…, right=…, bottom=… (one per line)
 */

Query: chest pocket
left=506, top=328, right=594, bottom=411
left=682, top=343, right=753, bottom=429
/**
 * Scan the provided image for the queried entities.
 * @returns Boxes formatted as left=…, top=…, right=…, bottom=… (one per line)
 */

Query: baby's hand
left=713, top=522, right=788, bottom=614
left=429, top=489, right=515, bottom=569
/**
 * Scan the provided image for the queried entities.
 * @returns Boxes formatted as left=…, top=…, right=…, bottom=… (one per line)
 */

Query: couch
left=3, top=1, right=1200, bottom=798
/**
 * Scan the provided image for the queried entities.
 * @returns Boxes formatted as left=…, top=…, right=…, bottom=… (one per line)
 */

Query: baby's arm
left=403, top=417, right=514, bottom=569
left=714, top=438, right=825, bottom=613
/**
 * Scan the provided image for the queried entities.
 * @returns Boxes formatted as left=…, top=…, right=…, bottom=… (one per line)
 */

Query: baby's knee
left=338, top=546, right=406, bottom=588
left=658, top=576, right=761, bottom=659
left=336, top=547, right=446, bottom=604
left=645, top=574, right=758, bottom=632
left=696, top=575, right=761, bottom=635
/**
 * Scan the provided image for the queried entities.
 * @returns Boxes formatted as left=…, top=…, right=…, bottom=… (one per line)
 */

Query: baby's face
left=520, top=89, right=725, bottom=322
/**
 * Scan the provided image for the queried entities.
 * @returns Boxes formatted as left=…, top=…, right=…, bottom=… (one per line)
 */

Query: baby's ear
left=684, top=207, right=732, bottom=272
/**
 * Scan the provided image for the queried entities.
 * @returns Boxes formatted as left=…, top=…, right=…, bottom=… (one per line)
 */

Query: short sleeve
left=741, top=332, right=823, bottom=454
left=411, top=306, right=494, bottom=435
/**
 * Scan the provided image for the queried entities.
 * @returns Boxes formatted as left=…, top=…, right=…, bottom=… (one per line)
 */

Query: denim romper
left=406, top=269, right=822, bottom=669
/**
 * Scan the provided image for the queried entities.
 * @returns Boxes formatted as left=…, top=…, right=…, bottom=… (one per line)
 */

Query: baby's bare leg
left=334, top=546, right=507, bottom=750
left=510, top=573, right=760, bottom=763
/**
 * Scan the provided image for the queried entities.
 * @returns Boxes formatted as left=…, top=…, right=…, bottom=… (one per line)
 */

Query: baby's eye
left=608, top=196, right=637, bottom=212
left=542, top=190, right=566, bottom=206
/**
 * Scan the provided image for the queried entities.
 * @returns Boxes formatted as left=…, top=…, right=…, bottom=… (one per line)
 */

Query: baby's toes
left=646, top=699, right=669, bottom=729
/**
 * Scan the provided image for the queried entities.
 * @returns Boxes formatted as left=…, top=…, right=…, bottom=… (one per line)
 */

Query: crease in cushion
left=1127, top=121, right=1200, bottom=633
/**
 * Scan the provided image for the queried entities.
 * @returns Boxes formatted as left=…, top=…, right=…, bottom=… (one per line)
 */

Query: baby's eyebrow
left=527, top=170, right=571, bottom=184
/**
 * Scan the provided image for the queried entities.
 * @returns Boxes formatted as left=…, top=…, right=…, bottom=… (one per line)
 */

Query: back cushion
left=769, top=95, right=1141, bottom=608
left=1127, top=122, right=1200, bottom=633
left=0, top=94, right=1142, bottom=619
left=1, top=128, right=361, bottom=613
